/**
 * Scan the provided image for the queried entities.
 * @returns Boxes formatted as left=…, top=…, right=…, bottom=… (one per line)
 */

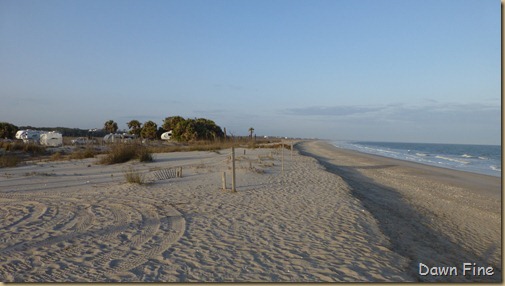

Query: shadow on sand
left=296, top=142, right=501, bottom=282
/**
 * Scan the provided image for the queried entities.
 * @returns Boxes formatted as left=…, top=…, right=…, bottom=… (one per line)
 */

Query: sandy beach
left=0, top=140, right=501, bottom=282
left=297, top=140, right=502, bottom=282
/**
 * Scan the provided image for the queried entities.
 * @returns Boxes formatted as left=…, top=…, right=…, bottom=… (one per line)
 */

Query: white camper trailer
left=121, top=133, right=135, bottom=143
left=15, top=130, right=25, bottom=140
left=161, top=130, right=173, bottom=140
left=39, top=132, right=63, bottom=147
left=103, top=133, right=121, bottom=143
left=103, top=133, right=135, bottom=143
left=15, top=130, right=44, bottom=143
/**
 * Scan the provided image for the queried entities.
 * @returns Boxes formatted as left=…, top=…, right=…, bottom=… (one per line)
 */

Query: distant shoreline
left=328, top=140, right=501, bottom=178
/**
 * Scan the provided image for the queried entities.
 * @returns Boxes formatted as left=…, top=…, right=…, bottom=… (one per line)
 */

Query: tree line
left=0, top=117, right=247, bottom=143
left=104, top=116, right=225, bottom=142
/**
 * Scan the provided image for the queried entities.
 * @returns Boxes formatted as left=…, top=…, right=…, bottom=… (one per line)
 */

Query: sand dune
left=0, top=141, right=500, bottom=282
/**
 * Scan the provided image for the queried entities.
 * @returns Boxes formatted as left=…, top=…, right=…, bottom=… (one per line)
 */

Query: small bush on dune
left=23, top=143, right=46, bottom=154
left=70, top=147, right=97, bottom=160
left=0, top=155, right=21, bottom=168
left=82, top=147, right=97, bottom=158
left=100, top=144, right=137, bottom=164
left=50, top=152, right=63, bottom=161
left=124, top=166, right=145, bottom=184
left=100, top=143, right=153, bottom=164
left=137, top=147, right=153, bottom=162
left=4, top=142, right=23, bottom=152
left=0, top=141, right=10, bottom=149
left=5, top=142, right=46, bottom=155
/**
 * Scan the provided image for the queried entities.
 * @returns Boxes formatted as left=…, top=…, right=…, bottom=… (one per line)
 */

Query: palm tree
left=0, top=122, right=18, bottom=139
left=162, top=116, right=185, bottom=132
left=248, top=127, right=254, bottom=139
left=141, top=120, right=158, bottom=140
left=127, top=120, right=142, bottom=137
left=104, top=120, right=118, bottom=134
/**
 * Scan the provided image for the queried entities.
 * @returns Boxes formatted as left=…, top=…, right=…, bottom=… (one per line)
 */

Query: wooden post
left=231, top=147, right=236, bottom=192
left=291, top=141, right=293, bottom=159
left=179, top=167, right=182, bottom=178
left=222, top=172, right=226, bottom=190
left=244, top=149, right=246, bottom=155
left=281, top=142, right=284, bottom=176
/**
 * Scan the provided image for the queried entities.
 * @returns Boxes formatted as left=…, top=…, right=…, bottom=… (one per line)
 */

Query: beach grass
left=124, top=166, right=146, bottom=184
left=0, top=138, right=286, bottom=166
left=1, top=141, right=47, bottom=155
left=137, top=147, right=154, bottom=162
left=0, top=154, right=21, bottom=168
left=144, top=138, right=283, bottom=154
left=69, top=147, right=98, bottom=160
left=100, top=144, right=140, bottom=164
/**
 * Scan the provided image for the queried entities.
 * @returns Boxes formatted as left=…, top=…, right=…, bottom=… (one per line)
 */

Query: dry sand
left=0, top=140, right=501, bottom=282
left=297, top=140, right=502, bottom=282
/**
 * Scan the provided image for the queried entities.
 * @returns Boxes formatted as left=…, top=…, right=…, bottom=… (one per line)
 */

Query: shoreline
left=325, top=141, right=501, bottom=194
left=329, top=140, right=501, bottom=178
left=296, top=140, right=501, bottom=282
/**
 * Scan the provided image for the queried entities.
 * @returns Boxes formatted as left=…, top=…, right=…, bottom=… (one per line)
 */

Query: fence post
left=281, top=142, right=284, bottom=176
left=231, top=147, right=236, bottom=192
left=222, top=172, right=226, bottom=191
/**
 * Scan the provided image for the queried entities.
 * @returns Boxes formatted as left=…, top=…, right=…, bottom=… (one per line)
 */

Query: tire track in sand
left=0, top=183, right=186, bottom=282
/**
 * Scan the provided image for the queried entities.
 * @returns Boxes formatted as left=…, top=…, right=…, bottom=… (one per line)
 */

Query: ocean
left=331, top=141, right=502, bottom=177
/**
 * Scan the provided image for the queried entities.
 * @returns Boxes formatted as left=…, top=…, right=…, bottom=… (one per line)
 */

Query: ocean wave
left=364, top=147, right=400, bottom=156
left=461, top=154, right=475, bottom=158
left=435, top=155, right=470, bottom=164
left=490, top=165, right=501, bottom=172
left=332, top=141, right=500, bottom=177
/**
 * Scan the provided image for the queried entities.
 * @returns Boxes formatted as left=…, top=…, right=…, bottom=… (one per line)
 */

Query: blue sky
left=0, top=0, right=500, bottom=144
